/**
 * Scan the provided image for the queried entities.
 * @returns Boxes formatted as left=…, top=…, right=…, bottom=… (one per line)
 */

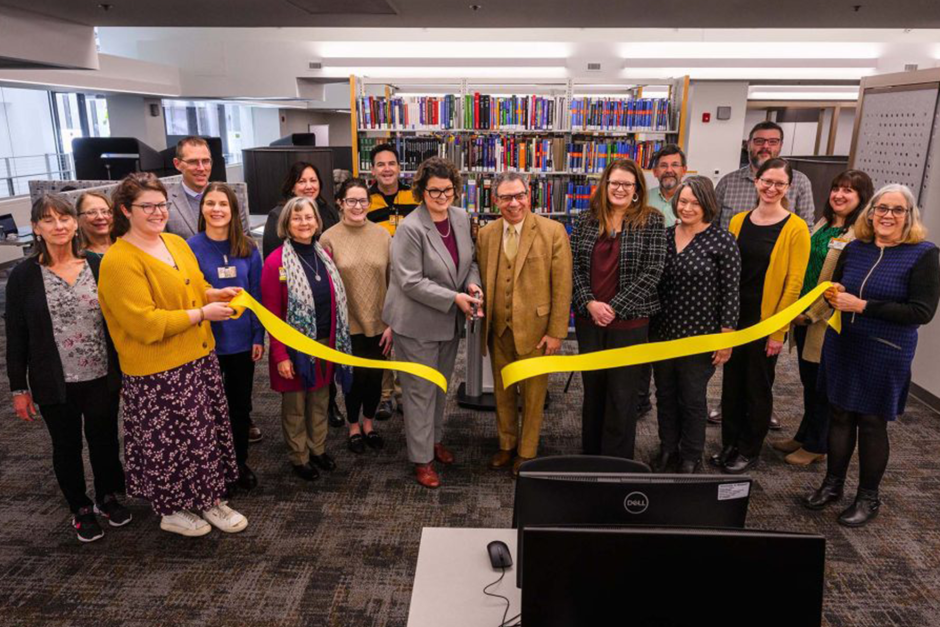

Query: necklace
left=297, top=250, right=322, bottom=282
left=208, top=236, right=230, bottom=265
left=436, top=218, right=452, bottom=238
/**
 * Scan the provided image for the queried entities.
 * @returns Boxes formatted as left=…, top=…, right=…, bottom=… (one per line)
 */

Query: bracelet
left=198, top=307, right=205, bottom=323
left=11, top=389, right=29, bottom=397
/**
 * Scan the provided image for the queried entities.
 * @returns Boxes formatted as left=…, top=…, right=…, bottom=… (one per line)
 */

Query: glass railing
left=0, top=153, right=75, bottom=199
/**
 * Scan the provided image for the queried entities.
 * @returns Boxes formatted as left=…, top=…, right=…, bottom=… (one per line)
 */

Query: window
left=162, top=99, right=258, bottom=165
left=0, top=86, right=63, bottom=198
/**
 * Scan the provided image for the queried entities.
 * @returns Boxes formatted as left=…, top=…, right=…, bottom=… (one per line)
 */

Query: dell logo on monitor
left=623, top=491, right=649, bottom=515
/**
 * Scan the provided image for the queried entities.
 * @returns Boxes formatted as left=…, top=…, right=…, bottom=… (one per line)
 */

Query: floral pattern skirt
left=122, top=353, right=238, bottom=516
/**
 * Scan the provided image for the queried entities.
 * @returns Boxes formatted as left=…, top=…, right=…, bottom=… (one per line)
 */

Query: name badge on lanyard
left=279, top=266, right=287, bottom=282
left=829, top=237, right=848, bottom=251
left=218, top=266, right=237, bottom=279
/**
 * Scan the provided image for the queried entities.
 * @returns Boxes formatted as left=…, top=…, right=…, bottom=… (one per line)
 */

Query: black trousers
left=720, top=338, right=778, bottom=458
left=793, top=325, right=829, bottom=454
left=38, top=377, right=124, bottom=514
left=576, top=320, right=648, bottom=460
left=345, top=334, right=385, bottom=424
left=653, top=353, right=716, bottom=461
left=217, top=351, right=255, bottom=468
left=637, top=363, right=653, bottom=409
left=826, top=404, right=889, bottom=491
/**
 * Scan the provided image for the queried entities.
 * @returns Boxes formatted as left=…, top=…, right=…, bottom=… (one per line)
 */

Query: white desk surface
left=407, top=527, right=520, bottom=627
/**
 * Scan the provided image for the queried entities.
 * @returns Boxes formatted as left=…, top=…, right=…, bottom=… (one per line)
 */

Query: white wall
left=0, top=6, right=97, bottom=71
left=252, top=108, right=282, bottom=147
left=685, top=81, right=749, bottom=183
left=105, top=95, right=168, bottom=151
left=834, top=108, right=856, bottom=156
left=279, top=110, right=352, bottom=147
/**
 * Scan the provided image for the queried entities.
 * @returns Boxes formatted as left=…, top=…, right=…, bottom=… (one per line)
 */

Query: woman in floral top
left=5, top=194, right=129, bottom=543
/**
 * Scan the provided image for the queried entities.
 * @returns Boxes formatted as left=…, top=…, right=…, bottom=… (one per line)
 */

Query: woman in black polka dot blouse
left=651, top=176, right=741, bottom=473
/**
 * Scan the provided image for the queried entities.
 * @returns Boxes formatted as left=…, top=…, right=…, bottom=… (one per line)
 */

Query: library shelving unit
left=348, top=75, right=690, bottom=225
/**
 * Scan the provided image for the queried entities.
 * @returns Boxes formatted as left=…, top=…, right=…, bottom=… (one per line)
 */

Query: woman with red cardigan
left=261, top=196, right=352, bottom=482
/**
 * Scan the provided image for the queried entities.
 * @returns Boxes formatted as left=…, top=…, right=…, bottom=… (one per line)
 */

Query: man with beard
left=647, top=145, right=686, bottom=227
left=636, top=145, right=686, bottom=417
left=716, top=121, right=815, bottom=229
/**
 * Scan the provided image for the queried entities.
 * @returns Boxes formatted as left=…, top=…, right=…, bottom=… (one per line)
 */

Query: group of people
left=6, top=123, right=939, bottom=544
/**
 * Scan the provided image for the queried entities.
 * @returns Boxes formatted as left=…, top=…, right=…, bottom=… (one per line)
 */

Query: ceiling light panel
left=619, top=42, right=883, bottom=59
left=318, top=41, right=571, bottom=59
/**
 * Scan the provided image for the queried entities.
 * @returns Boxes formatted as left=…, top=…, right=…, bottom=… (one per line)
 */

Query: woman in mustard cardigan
left=98, top=173, right=248, bottom=537
left=712, top=158, right=810, bottom=474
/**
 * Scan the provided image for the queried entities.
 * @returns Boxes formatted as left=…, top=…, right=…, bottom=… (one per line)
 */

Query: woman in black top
left=651, top=176, right=741, bottom=473
left=5, top=194, right=128, bottom=543
left=571, top=158, right=666, bottom=460
left=262, top=161, right=343, bottom=427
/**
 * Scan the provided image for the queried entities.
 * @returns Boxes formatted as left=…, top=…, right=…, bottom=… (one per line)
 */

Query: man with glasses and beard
left=716, top=121, right=815, bottom=229
left=647, top=145, right=686, bottom=228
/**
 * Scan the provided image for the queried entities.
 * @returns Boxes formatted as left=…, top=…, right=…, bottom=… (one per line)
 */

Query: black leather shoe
left=678, top=458, right=703, bottom=474
left=650, top=450, right=678, bottom=473
left=311, top=453, right=336, bottom=472
left=292, top=462, right=319, bottom=482
left=364, top=430, right=384, bottom=450
left=348, top=433, right=365, bottom=455
left=237, top=464, right=258, bottom=491
left=709, top=445, right=737, bottom=468
left=375, top=399, right=394, bottom=421
left=838, top=489, right=881, bottom=527
left=769, top=416, right=782, bottom=431
left=328, top=401, right=345, bottom=428
left=723, top=452, right=759, bottom=474
left=636, top=400, right=653, bottom=418
left=802, top=475, right=844, bottom=510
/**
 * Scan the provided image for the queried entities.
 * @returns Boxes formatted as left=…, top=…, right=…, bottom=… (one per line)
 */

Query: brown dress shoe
left=785, top=448, right=826, bottom=466
left=770, top=438, right=803, bottom=454
left=512, top=456, right=534, bottom=478
left=489, top=450, right=514, bottom=469
left=434, top=443, right=455, bottom=465
left=415, top=463, right=441, bottom=489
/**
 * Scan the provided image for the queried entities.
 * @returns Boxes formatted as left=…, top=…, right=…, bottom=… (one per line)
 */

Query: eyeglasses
left=181, top=158, right=212, bottom=168
left=425, top=187, right=455, bottom=199
left=751, top=138, right=781, bottom=147
left=496, top=192, right=528, bottom=203
left=607, top=181, right=636, bottom=191
left=872, top=205, right=909, bottom=217
left=289, top=215, right=318, bottom=224
left=342, top=198, right=370, bottom=208
left=79, top=209, right=112, bottom=218
left=132, top=202, right=169, bottom=215
left=758, top=178, right=789, bottom=191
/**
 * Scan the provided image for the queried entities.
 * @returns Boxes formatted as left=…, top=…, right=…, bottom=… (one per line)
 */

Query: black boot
left=650, top=450, right=678, bottom=473
left=709, top=445, right=737, bottom=468
left=328, top=399, right=345, bottom=428
left=837, top=489, right=881, bottom=527
left=802, top=475, right=845, bottom=510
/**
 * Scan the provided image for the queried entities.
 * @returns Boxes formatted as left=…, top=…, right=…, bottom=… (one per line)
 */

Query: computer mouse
left=487, top=540, right=513, bottom=569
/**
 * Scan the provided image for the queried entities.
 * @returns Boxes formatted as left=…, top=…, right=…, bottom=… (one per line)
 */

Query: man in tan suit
left=477, top=172, right=573, bottom=476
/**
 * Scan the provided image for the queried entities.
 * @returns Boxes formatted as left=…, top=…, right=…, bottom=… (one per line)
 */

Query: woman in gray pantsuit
left=382, top=157, right=482, bottom=489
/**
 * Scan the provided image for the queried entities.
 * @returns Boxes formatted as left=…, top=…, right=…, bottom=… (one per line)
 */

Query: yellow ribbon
left=228, top=291, right=448, bottom=392
left=501, top=281, right=840, bottom=389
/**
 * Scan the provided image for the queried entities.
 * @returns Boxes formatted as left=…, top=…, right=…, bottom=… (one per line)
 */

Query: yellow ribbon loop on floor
left=228, top=291, right=448, bottom=392
left=501, top=281, right=840, bottom=389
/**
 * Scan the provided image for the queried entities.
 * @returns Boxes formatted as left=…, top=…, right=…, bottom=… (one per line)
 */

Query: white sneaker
left=202, top=502, right=248, bottom=533
left=160, top=510, right=212, bottom=537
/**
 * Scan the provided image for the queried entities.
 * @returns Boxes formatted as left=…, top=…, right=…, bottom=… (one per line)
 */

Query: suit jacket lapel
left=485, top=219, right=502, bottom=319
left=452, top=207, right=472, bottom=286
left=171, top=186, right=198, bottom=235
left=419, top=205, right=458, bottom=286
left=513, top=213, right=536, bottom=284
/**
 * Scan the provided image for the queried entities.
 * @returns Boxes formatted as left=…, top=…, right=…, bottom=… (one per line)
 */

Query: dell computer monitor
left=521, top=526, right=826, bottom=627
left=513, top=471, right=753, bottom=585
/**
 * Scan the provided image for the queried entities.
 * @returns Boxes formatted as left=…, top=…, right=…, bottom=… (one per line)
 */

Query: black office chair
left=518, top=454, right=651, bottom=475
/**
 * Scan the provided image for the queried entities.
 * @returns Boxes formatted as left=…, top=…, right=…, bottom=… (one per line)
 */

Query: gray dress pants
left=393, top=332, right=460, bottom=464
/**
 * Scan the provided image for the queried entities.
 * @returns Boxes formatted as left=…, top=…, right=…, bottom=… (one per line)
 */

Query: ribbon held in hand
left=229, top=291, right=448, bottom=392
left=501, top=282, right=841, bottom=389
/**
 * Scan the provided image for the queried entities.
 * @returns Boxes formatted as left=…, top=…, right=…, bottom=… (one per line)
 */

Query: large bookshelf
left=349, top=76, right=689, bottom=222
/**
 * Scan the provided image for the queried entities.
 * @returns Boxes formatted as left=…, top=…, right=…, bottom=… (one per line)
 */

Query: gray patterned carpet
left=1, top=329, right=940, bottom=626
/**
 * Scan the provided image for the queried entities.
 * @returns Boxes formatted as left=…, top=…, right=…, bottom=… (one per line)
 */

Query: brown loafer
left=415, top=463, right=440, bottom=489
left=489, top=449, right=514, bottom=469
left=770, top=438, right=803, bottom=454
left=512, top=456, right=534, bottom=478
left=785, top=448, right=826, bottom=466
left=434, top=443, right=455, bottom=465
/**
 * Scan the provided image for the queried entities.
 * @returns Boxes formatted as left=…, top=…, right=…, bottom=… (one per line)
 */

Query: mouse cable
left=482, top=567, right=520, bottom=627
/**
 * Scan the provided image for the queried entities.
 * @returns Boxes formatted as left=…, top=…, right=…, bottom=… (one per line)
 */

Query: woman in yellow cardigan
left=712, top=158, right=810, bottom=474
left=98, top=173, right=248, bottom=537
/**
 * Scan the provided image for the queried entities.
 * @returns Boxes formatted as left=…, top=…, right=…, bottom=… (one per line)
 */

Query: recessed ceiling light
left=469, top=4, right=482, bottom=10
left=97, top=3, right=113, bottom=11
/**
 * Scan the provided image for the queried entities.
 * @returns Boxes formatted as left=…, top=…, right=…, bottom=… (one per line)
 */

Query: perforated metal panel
left=853, top=85, right=940, bottom=201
